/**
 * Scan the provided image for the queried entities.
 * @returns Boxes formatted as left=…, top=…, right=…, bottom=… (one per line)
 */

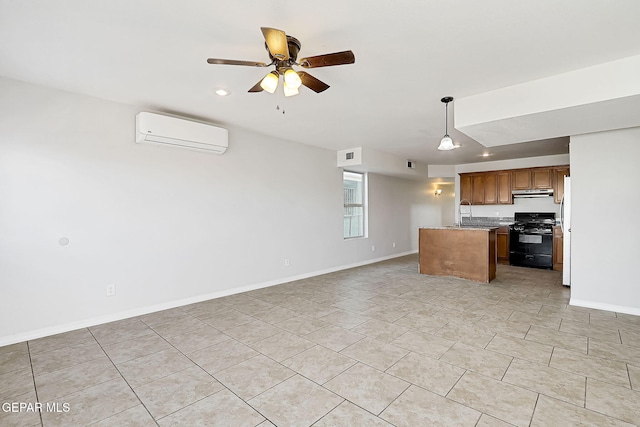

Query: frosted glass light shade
left=283, top=81, right=299, bottom=97
left=438, top=135, right=455, bottom=150
left=284, top=69, right=302, bottom=89
left=260, top=72, right=279, bottom=93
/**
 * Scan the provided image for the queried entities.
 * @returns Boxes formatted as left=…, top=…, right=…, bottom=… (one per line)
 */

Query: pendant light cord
left=445, top=101, right=448, bottom=135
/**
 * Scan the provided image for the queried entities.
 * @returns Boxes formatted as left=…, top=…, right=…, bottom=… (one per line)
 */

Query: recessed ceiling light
left=215, top=88, right=230, bottom=96
left=482, top=152, right=490, bottom=157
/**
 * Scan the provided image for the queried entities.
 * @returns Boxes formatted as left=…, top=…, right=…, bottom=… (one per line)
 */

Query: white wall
left=0, top=77, right=437, bottom=345
left=409, top=179, right=456, bottom=245
left=569, top=128, right=640, bottom=315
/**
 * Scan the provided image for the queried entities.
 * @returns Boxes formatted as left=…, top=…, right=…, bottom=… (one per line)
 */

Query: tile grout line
left=142, top=322, right=283, bottom=424
left=26, top=341, right=44, bottom=427
left=375, top=381, right=412, bottom=421
left=528, top=393, right=541, bottom=426
left=87, top=328, right=161, bottom=427
left=583, top=376, right=588, bottom=409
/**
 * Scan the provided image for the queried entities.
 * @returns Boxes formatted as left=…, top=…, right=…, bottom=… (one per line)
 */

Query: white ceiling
left=2, top=0, right=640, bottom=165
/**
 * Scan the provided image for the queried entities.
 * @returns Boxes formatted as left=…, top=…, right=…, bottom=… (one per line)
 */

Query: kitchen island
left=419, top=227, right=497, bottom=283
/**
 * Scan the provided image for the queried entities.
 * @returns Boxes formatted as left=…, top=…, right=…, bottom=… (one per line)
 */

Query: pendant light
left=438, top=96, right=456, bottom=151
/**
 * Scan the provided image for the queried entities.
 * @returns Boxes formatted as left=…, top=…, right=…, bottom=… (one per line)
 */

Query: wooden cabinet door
left=497, top=172, right=512, bottom=204
left=497, top=226, right=510, bottom=264
left=553, top=226, right=563, bottom=271
left=512, top=169, right=531, bottom=190
left=472, top=174, right=485, bottom=205
left=554, top=167, right=570, bottom=204
left=460, top=174, right=472, bottom=203
left=532, top=168, right=553, bottom=189
left=484, top=173, right=498, bottom=205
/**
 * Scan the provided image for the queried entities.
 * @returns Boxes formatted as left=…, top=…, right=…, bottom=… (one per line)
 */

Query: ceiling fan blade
left=298, top=71, right=330, bottom=93
left=260, top=27, right=289, bottom=60
left=248, top=79, right=264, bottom=93
left=298, top=50, right=355, bottom=68
left=207, top=58, right=268, bottom=67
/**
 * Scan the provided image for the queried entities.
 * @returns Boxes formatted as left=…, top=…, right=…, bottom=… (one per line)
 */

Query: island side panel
left=488, top=229, right=496, bottom=282
left=419, top=228, right=495, bottom=283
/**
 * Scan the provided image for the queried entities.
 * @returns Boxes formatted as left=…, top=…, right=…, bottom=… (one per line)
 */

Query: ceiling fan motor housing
left=266, top=36, right=301, bottom=64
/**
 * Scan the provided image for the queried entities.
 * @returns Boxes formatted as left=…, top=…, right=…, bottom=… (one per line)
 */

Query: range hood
left=512, top=189, right=554, bottom=198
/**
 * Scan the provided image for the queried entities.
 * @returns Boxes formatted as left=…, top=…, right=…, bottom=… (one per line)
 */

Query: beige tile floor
left=2, top=255, right=640, bottom=426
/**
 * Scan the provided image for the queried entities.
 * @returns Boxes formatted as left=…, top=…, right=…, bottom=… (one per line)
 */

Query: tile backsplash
left=460, top=216, right=514, bottom=227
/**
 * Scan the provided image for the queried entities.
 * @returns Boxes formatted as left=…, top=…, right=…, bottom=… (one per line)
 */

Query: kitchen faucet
left=459, top=199, right=472, bottom=225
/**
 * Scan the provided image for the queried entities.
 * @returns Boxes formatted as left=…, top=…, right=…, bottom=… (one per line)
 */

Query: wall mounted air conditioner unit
left=135, top=112, right=228, bottom=154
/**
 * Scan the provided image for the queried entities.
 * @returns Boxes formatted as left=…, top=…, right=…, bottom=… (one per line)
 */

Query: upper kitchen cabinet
left=553, top=166, right=570, bottom=204
left=485, top=171, right=512, bottom=205
left=459, top=171, right=512, bottom=205
left=512, top=169, right=532, bottom=190
left=512, top=167, right=555, bottom=190
left=483, top=173, right=498, bottom=205
left=497, top=171, right=512, bottom=204
left=460, top=174, right=472, bottom=203
left=532, top=168, right=553, bottom=189
left=472, top=173, right=487, bottom=205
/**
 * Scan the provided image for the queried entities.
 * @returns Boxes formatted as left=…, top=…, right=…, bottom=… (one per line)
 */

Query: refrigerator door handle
left=559, top=195, right=565, bottom=233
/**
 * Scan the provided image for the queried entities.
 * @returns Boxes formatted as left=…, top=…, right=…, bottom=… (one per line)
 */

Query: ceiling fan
left=207, top=27, right=355, bottom=96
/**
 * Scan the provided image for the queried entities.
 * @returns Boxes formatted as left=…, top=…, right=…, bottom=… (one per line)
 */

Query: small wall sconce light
left=435, top=189, right=442, bottom=196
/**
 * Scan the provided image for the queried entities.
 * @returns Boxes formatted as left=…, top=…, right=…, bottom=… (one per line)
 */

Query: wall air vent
left=337, top=147, right=362, bottom=167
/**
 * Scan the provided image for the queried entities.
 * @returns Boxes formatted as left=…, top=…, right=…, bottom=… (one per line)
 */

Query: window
left=343, top=171, right=366, bottom=239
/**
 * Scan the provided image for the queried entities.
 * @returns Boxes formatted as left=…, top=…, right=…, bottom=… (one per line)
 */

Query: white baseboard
left=0, top=251, right=417, bottom=347
left=569, top=298, right=640, bottom=317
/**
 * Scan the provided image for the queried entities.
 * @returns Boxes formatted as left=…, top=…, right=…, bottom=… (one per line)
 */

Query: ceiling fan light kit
left=438, top=96, right=457, bottom=151
left=207, top=27, right=355, bottom=97
left=260, top=71, right=279, bottom=93
left=283, top=82, right=299, bottom=97
left=284, top=68, right=302, bottom=90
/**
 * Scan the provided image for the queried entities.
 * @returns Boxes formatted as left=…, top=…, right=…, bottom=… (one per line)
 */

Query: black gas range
left=509, top=212, right=555, bottom=269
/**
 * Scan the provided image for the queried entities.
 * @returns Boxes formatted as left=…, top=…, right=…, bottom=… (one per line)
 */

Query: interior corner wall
left=569, top=128, right=640, bottom=315
left=0, top=77, right=436, bottom=345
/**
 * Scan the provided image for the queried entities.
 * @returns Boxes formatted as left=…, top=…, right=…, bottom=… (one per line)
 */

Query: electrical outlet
left=105, top=284, right=116, bottom=297
left=284, top=258, right=290, bottom=267
left=371, top=245, right=376, bottom=252
left=392, top=242, right=396, bottom=248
